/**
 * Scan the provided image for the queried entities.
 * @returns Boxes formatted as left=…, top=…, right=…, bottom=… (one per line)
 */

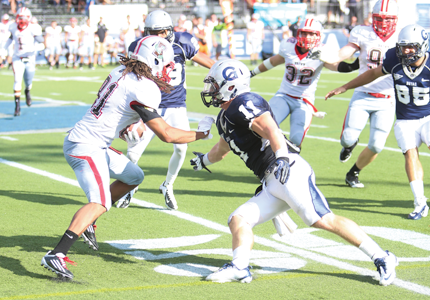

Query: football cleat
left=339, top=139, right=359, bottom=163
left=159, top=181, right=178, bottom=210
left=25, top=89, right=31, bottom=106
left=206, top=262, right=252, bottom=283
left=82, top=224, right=99, bottom=251
left=14, top=101, right=20, bottom=116
left=408, top=204, right=429, bottom=220
left=41, top=251, right=75, bottom=279
left=116, top=187, right=137, bottom=209
left=374, top=251, right=398, bottom=286
left=345, top=171, right=364, bottom=188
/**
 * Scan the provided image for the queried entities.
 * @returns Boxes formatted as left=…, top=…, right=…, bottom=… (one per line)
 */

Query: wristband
left=263, top=58, right=274, bottom=70
left=252, top=66, right=261, bottom=76
left=275, top=148, right=289, bottom=159
left=203, top=153, right=213, bottom=166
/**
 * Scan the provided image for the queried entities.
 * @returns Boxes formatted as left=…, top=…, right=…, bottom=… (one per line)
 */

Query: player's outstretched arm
left=325, top=65, right=385, bottom=100
left=250, top=55, right=284, bottom=77
left=190, top=137, right=230, bottom=172
left=192, top=51, right=215, bottom=69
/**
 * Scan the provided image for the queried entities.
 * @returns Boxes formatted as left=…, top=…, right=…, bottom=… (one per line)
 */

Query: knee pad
left=341, top=129, right=360, bottom=148
left=367, top=139, right=384, bottom=154
left=129, top=167, right=144, bottom=185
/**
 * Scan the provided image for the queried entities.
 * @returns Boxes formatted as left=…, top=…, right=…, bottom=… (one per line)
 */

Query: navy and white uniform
left=220, top=92, right=331, bottom=227
left=127, top=31, right=199, bottom=164
left=382, top=49, right=430, bottom=153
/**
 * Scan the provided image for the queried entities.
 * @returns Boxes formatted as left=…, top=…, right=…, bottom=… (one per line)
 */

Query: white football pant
left=12, top=55, right=35, bottom=91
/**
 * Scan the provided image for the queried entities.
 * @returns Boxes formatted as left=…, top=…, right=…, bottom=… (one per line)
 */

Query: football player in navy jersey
left=326, top=24, right=430, bottom=220
left=191, top=59, right=398, bottom=285
left=116, top=10, right=215, bottom=210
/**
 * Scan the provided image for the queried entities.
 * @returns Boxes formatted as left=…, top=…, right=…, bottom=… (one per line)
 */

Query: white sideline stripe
left=0, top=136, right=18, bottom=141
left=0, top=157, right=429, bottom=295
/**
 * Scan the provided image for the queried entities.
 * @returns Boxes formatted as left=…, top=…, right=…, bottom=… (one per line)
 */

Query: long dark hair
left=119, top=55, right=173, bottom=93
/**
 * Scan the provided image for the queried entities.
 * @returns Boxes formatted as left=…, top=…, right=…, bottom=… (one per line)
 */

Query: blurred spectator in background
left=212, top=17, right=227, bottom=60
left=79, top=18, right=96, bottom=70
left=122, top=15, right=137, bottom=53
left=174, top=14, right=187, bottom=32
left=104, top=33, right=117, bottom=65
left=342, top=15, right=358, bottom=38
left=282, top=21, right=292, bottom=39
left=138, top=14, right=146, bottom=38
left=193, top=16, right=210, bottom=57
left=327, top=0, right=343, bottom=26
left=247, top=13, right=264, bottom=65
left=289, top=16, right=301, bottom=37
left=347, top=0, right=359, bottom=23
left=45, top=20, right=62, bottom=70
left=85, top=0, right=95, bottom=17
left=64, top=17, right=81, bottom=68
left=94, top=17, right=108, bottom=67
left=204, top=18, right=214, bottom=57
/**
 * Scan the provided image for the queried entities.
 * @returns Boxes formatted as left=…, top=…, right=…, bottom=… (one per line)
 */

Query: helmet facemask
left=396, top=44, right=423, bottom=66
left=297, top=29, right=321, bottom=50
left=372, top=15, right=397, bottom=40
left=201, top=76, right=225, bottom=107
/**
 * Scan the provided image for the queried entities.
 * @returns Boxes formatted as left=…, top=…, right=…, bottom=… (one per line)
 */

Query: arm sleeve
left=337, top=57, right=359, bottom=73
left=131, top=104, right=162, bottom=122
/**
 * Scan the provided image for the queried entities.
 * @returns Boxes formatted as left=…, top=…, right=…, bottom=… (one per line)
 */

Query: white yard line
left=0, top=157, right=429, bottom=295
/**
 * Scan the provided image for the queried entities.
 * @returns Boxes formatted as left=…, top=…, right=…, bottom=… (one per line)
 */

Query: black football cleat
left=41, top=251, right=75, bottom=279
left=14, top=101, right=20, bottom=116
left=339, top=139, right=359, bottom=163
left=82, top=224, right=99, bottom=251
left=25, top=89, right=32, bottom=107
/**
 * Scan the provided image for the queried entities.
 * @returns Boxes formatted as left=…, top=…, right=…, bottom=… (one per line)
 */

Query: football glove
left=119, top=120, right=145, bottom=147
left=306, top=48, right=321, bottom=60
left=274, top=157, right=290, bottom=184
left=190, top=151, right=212, bottom=173
left=197, top=116, right=215, bottom=140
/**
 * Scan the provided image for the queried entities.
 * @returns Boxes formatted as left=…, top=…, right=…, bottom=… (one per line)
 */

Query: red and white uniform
left=45, top=25, right=62, bottom=56
left=65, top=66, right=161, bottom=210
left=8, top=22, right=41, bottom=58
left=79, top=23, right=96, bottom=56
left=64, top=24, right=81, bottom=54
left=349, top=25, right=397, bottom=96
left=340, top=24, right=398, bottom=153
left=269, top=37, right=331, bottom=146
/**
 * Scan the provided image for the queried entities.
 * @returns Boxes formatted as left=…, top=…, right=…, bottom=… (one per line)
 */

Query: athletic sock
left=348, top=163, right=361, bottom=175
left=359, top=236, right=387, bottom=261
left=52, top=230, right=79, bottom=256
left=232, top=245, right=251, bottom=269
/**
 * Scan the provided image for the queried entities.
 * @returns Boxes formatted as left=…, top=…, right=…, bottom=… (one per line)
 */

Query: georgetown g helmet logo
left=222, top=67, right=238, bottom=81
left=422, top=29, right=428, bottom=41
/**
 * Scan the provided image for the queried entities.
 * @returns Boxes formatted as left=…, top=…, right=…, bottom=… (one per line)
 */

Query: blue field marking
left=0, top=101, right=90, bottom=132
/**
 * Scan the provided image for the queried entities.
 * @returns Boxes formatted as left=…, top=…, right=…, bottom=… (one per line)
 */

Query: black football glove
left=190, top=151, right=212, bottom=173
left=274, top=157, right=290, bottom=184
left=250, top=70, right=256, bottom=78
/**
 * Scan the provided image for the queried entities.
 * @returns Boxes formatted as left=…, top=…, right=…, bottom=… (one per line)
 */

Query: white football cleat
left=408, top=204, right=429, bottom=220
left=374, top=251, right=398, bottom=286
left=206, top=262, right=252, bottom=283
left=159, top=181, right=178, bottom=210
left=116, top=187, right=138, bottom=209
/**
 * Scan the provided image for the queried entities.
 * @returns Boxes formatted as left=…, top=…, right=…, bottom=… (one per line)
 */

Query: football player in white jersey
left=250, top=18, right=355, bottom=148
left=44, top=21, right=62, bottom=70
left=0, top=14, right=10, bottom=67
left=64, top=17, right=81, bottom=68
left=321, top=0, right=399, bottom=188
left=78, top=18, right=96, bottom=70
left=2, top=8, right=43, bottom=116
left=40, top=36, right=214, bottom=280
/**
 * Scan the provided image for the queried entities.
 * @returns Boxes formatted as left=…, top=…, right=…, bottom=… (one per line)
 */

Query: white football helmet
left=297, top=18, right=323, bottom=49
left=372, top=0, right=398, bottom=39
left=128, top=36, right=175, bottom=83
left=144, top=10, right=174, bottom=43
left=16, top=7, right=31, bottom=30
left=396, top=24, right=429, bottom=66
left=201, top=59, right=251, bottom=107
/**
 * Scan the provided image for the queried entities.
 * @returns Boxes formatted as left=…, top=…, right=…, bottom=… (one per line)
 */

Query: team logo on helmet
left=422, top=30, right=428, bottom=41
left=222, top=67, right=238, bottom=81
left=153, top=41, right=167, bottom=60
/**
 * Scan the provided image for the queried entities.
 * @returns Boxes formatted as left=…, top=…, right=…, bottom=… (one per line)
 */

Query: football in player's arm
left=192, top=59, right=398, bottom=286
left=326, top=24, right=430, bottom=220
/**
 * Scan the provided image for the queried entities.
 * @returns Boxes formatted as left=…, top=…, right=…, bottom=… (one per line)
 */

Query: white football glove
left=197, top=116, right=215, bottom=140
left=190, top=151, right=212, bottom=173
left=119, top=120, right=145, bottom=147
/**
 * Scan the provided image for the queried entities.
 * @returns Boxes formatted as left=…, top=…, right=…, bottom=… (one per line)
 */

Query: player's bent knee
left=174, top=143, right=188, bottom=157
left=126, top=166, right=144, bottom=185
left=311, top=212, right=335, bottom=230
left=367, top=143, right=383, bottom=154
